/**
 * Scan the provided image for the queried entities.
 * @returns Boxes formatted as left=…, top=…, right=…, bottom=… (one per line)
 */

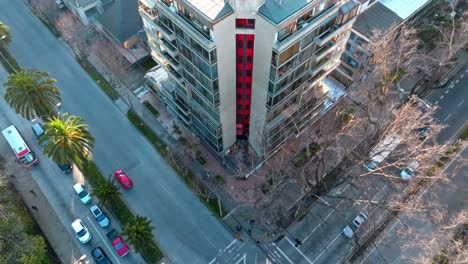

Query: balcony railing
left=314, top=17, right=355, bottom=46
left=139, top=2, right=157, bottom=20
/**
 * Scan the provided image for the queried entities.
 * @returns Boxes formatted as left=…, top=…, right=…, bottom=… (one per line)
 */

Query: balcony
left=314, top=16, right=355, bottom=46
left=160, top=38, right=178, bottom=57
left=139, top=1, right=157, bottom=20
left=312, top=36, right=346, bottom=61
left=154, top=21, right=176, bottom=41
left=165, top=64, right=183, bottom=84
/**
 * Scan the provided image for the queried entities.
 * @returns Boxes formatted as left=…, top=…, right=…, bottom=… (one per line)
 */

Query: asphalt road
left=358, top=146, right=467, bottom=264
left=426, top=67, right=468, bottom=142
left=0, top=1, right=233, bottom=263
left=0, top=65, right=142, bottom=264
left=262, top=66, right=468, bottom=264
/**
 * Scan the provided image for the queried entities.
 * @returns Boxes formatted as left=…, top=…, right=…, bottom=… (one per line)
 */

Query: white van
left=364, top=134, right=402, bottom=171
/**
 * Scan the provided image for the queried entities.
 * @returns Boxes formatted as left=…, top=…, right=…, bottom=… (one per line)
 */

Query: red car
left=106, top=229, right=130, bottom=257
left=113, top=170, right=133, bottom=189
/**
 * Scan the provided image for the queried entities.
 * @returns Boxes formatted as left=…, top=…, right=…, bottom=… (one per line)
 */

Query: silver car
left=90, top=204, right=110, bottom=228
left=343, top=212, right=368, bottom=238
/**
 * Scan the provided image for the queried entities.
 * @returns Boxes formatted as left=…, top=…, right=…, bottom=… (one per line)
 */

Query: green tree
left=92, top=177, right=120, bottom=208
left=3, top=68, right=61, bottom=120
left=40, top=113, right=95, bottom=164
left=122, top=215, right=154, bottom=253
left=0, top=21, right=11, bottom=46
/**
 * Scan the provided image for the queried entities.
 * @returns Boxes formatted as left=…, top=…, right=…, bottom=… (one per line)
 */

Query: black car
left=57, top=163, right=72, bottom=173
left=92, top=247, right=112, bottom=264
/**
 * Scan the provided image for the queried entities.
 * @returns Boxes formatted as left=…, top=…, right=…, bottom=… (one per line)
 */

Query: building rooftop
left=353, top=2, right=402, bottom=38
left=185, top=0, right=233, bottom=22
left=353, top=0, right=430, bottom=38
left=379, top=0, right=430, bottom=20
left=258, top=0, right=315, bottom=25
left=97, top=0, right=143, bottom=43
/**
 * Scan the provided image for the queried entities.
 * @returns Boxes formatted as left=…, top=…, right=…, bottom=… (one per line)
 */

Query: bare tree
left=90, top=39, right=130, bottom=89
left=29, top=0, right=58, bottom=27
left=419, top=0, right=468, bottom=80
left=55, top=11, right=93, bottom=60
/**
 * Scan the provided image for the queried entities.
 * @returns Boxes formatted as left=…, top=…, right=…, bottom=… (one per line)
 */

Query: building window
left=236, top=19, right=255, bottom=29
left=247, top=40, right=253, bottom=49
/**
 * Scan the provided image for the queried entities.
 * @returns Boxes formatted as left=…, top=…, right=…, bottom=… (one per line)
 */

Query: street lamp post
left=31, top=102, right=62, bottom=122
left=0, top=35, right=17, bottom=72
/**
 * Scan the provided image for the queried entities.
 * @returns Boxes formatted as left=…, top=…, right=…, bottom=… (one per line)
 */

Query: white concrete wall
left=213, top=15, right=237, bottom=152
left=248, top=16, right=277, bottom=156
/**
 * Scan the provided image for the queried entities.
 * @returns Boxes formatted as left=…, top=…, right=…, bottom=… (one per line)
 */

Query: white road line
left=455, top=79, right=459, bottom=83
left=302, top=199, right=345, bottom=243
left=435, top=101, right=439, bottom=105
left=225, top=239, right=237, bottom=250
left=461, top=74, right=465, bottom=78
left=255, top=253, right=257, bottom=264
left=440, top=95, right=444, bottom=99
left=448, top=84, right=454, bottom=89
left=444, top=113, right=452, bottom=121
left=86, top=216, right=121, bottom=264
left=445, top=90, right=450, bottom=94
left=465, top=69, right=468, bottom=73
left=360, top=219, right=401, bottom=264
left=311, top=233, right=342, bottom=264
left=360, top=147, right=466, bottom=264
left=285, top=237, right=314, bottom=264
left=234, top=253, right=246, bottom=264
left=272, top=243, right=295, bottom=264
left=458, top=99, right=464, bottom=108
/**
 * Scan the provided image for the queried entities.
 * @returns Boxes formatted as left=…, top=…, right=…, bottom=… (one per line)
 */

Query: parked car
left=71, top=219, right=91, bottom=243
left=73, top=183, right=92, bottom=204
left=56, top=0, right=65, bottom=8
left=343, top=212, right=368, bottom=238
left=106, top=229, right=130, bottom=257
left=92, top=247, right=112, bottom=264
left=90, top=204, right=110, bottom=228
left=31, top=123, right=49, bottom=146
left=400, top=161, right=420, bottom=181
left=113, top=170, right=133, bottom=189
left=58, top=163, right=73, bottom=173
left=418, top=126, right=431, bottom=141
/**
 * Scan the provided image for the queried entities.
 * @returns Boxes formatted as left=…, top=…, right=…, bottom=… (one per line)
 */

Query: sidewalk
left=3, top=156, right=84, bottom=264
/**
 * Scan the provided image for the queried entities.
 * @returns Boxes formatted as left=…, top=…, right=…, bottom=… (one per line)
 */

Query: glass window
left=278, top=42, right=300, bottom=65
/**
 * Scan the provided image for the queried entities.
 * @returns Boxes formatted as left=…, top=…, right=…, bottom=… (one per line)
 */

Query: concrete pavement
left=0, top=1, right=234, bottom=263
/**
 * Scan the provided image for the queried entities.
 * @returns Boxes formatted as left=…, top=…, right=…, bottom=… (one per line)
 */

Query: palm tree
left=92, top=177, right=120, bottom=208
left=4, top=68, right=61, bottom=120
left=122, top=215, right=154, bottom=253
left=39, top=113, right=95, bottom=164
left=0, top=21, right=11, bottom=46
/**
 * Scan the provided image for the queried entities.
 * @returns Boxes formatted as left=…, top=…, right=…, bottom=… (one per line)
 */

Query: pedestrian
left=248, top=229, right=252, bottom=235
left=235, top=233, right=241, bottom=240
left=31, top=206, right=38, bottom=211
left=250, top=219, right=255, bottom=226
left=256, top=241, right=260, bottom=245
left=29, top=189, right=37, bottom=196
left=236, top=225, right=242, bottom=232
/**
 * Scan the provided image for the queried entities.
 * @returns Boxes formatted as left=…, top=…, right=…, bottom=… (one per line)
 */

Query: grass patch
left=143, top=101, right=159, bottom=118
left=195, top=150, right=207, bottom=166
left=0, top=47, right=20, bottom=74
left=126, top=109, right=226, bottom=219
left=77, top=59, right=119, bottom=101
left=293, top=143, right=321, bottom=167
left=127, top=110, right=167, bottom=154
left=139, top=57, right=158, bottom=71
left=74, top=158, right=162, bottom=263
left=460, top=127, right=468, bottom=141
left=214, top=175, right=225, bottom=185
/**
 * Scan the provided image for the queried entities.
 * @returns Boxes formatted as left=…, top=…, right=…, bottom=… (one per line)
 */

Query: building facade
left=139, top=0, right=359, bottom=157
left=332, top=0, right=432, bottom=87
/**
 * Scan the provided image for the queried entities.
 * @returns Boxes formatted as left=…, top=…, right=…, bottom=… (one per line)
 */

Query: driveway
left=0, top=1, right=233, bottom=263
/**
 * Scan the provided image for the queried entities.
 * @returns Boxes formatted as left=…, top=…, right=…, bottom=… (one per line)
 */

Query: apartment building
left=139, top=0, right=359, bottom=158
left=332, top=0, right=432, bottom=86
